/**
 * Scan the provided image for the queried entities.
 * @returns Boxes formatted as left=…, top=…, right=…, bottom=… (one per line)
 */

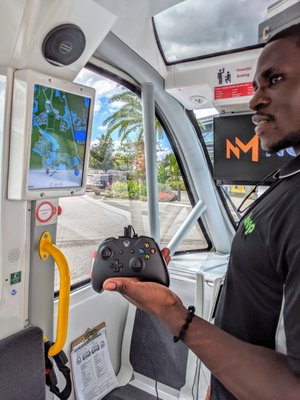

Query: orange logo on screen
left=226, top=135, right=259, bottom=162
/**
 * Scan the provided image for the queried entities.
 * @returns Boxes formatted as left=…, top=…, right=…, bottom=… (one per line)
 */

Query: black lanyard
left=237, top=169, right=279, bottom=214
left=44, top=341, right=72, bottom=400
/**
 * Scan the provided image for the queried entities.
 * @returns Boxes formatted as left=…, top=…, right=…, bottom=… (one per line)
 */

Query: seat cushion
left=0, top=326, right=45, bottom=400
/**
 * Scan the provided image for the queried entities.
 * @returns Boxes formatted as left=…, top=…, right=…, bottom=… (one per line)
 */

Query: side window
left=156, top=132, right=209, bottom=251
left=194, top=109, right=267, bottom=223
left=55, top=69, right=209, bottom=290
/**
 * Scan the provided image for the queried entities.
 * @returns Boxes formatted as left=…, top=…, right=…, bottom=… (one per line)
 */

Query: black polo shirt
left=211, top=155, right=300, bottom=399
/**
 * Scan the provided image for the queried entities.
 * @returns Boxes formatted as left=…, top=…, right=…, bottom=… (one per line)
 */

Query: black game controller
left=91, top=226, right=170, bottom=293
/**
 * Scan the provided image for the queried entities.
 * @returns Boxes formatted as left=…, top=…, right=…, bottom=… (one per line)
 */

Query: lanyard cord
left=44, top=341, right=72, bottom=400
left=237, top=169, right=279, bottom=214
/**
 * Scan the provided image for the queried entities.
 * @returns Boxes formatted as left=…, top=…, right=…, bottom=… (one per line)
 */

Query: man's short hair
left=267, top=23, right=300, bottom=47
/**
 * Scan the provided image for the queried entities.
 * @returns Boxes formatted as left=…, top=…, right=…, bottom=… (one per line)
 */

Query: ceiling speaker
left=42, top=24, right=86, bottom=66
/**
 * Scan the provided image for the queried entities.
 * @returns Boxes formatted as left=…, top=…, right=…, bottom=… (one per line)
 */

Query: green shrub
left=157, top=183, right=173, bottom=193
left=105, top=179, right=181, bottom=202
left=105, top=179, right=147, bottom=200
left=168, top=180, right=186, bottom=191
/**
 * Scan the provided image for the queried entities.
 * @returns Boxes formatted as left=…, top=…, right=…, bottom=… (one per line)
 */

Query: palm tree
left=166, top=153, right=181, bottom=181
left=103, top=90, right=164, bottom=143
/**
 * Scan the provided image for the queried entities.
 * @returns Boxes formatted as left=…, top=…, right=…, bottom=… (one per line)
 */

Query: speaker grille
left=42, top=24, right=86, bottom=66
left=7, top=248, right=22, bottom=263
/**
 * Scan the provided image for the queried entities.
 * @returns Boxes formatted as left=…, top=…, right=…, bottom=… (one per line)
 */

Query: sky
left=154, top=0, right=275, bottom=62
left=74, top=68, right=172, bottom=159
left=74, top=68, right=123, bottom=146
left=74, top=67, right=219, bottom=156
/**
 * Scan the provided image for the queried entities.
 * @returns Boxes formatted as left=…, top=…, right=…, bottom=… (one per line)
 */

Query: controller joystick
left=91, top=226, right=169, bottom=293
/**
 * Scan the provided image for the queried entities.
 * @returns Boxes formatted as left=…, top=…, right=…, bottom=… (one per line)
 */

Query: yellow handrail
left=39, top=231, right=70, bottom=357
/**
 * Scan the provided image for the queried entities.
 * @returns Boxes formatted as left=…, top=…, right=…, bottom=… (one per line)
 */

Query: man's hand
left=103, top=247, right=187, bottom=332
left=103, top=246, right=173, bottom=316
left=205, top=385, right=211, bottom=400
left=103, top=277, right=183, bottom=322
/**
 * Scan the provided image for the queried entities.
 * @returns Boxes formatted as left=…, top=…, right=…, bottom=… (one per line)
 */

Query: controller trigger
left=103, top=237, right=116, bottom=243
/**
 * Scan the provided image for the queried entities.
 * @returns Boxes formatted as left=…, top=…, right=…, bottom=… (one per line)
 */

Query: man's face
left=249, top=38, right=300, bottom=154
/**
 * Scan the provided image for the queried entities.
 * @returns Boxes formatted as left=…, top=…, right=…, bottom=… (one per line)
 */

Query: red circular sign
left=36, top=201, right=56, bottom=223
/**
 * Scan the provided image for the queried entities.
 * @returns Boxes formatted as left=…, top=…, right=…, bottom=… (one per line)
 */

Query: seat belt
left=44, top=340, right=72, bottom=400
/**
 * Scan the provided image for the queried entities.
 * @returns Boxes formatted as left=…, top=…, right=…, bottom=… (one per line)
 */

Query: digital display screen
left=28, top=84, right=91, bottom=190
left=213, top=114, right=296, bottom=185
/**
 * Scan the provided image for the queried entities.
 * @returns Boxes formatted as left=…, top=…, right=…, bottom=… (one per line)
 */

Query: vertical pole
left=142, top=83, right=160, bottom=243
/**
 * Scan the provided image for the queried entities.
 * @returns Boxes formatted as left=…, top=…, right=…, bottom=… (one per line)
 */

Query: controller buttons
left=110, top=259, right=123, bottom=273
left=130, top=249, right=135, bottom=254
left=129, top=257, right=145, bottom=272
left=118, top=250, right=124, bottom=254
left=138, top=248, right=145, bottom=254
left=144, top=242, right=150, bottom=248
left=123, top=240, right=131, bottom=247
left=150, top=248, right=156, bottom=254
left=144, top=253, right=150, bottom=260
left=101, top=247, right=112, bottom=259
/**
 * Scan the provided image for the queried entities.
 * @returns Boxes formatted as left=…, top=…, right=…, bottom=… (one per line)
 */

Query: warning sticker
left=214, top=82, right=255, bottom=100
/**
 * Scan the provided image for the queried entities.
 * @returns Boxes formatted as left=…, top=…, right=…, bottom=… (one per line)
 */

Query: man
left=103, top=24, right=300, bottom=399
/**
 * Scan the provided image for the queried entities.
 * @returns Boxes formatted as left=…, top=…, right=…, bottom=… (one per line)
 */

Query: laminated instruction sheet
left=71, top=323, right=119, bottom=400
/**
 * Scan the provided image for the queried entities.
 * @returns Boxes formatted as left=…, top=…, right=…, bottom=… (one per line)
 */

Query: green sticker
left=10, top=271, right=22, bottom=285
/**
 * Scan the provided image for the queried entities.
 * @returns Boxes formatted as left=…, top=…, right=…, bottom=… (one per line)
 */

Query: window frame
left=187, top=110, right=238, bottom=230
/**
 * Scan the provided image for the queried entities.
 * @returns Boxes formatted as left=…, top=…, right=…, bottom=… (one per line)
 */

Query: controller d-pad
left=129, top=257, right=145, bottom=272
left=110, top=259, right=123, bottom=273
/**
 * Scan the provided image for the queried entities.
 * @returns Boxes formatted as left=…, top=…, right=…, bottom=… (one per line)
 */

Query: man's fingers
left=205, top=385, right=211, bottom=400
left=103, top=277, right=184, bottom=321
left=103, top=277, right=139, bottom=295
left=103, top=281, right=117, bottom=291
left=103, top=277, right=152, bottom=311
left=161, top=247, right=171, bottom=264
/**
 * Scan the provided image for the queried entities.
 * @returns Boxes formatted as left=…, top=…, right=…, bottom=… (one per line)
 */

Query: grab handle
left=39, top=231, right=70, bottom=357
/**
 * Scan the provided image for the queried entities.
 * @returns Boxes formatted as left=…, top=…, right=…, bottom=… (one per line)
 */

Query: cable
left=124, top=225, right=138, bottom=238
left=138, top=310, right=159, bottom=400
left=130, top=225, right=137, bottom=237
left=191, top=357, right=200, bottom=400
left=199, top=361, right=211, bottom=400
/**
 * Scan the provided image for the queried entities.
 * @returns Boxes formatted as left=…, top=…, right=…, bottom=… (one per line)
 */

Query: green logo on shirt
left=243, top=214, right=255, bottom=235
